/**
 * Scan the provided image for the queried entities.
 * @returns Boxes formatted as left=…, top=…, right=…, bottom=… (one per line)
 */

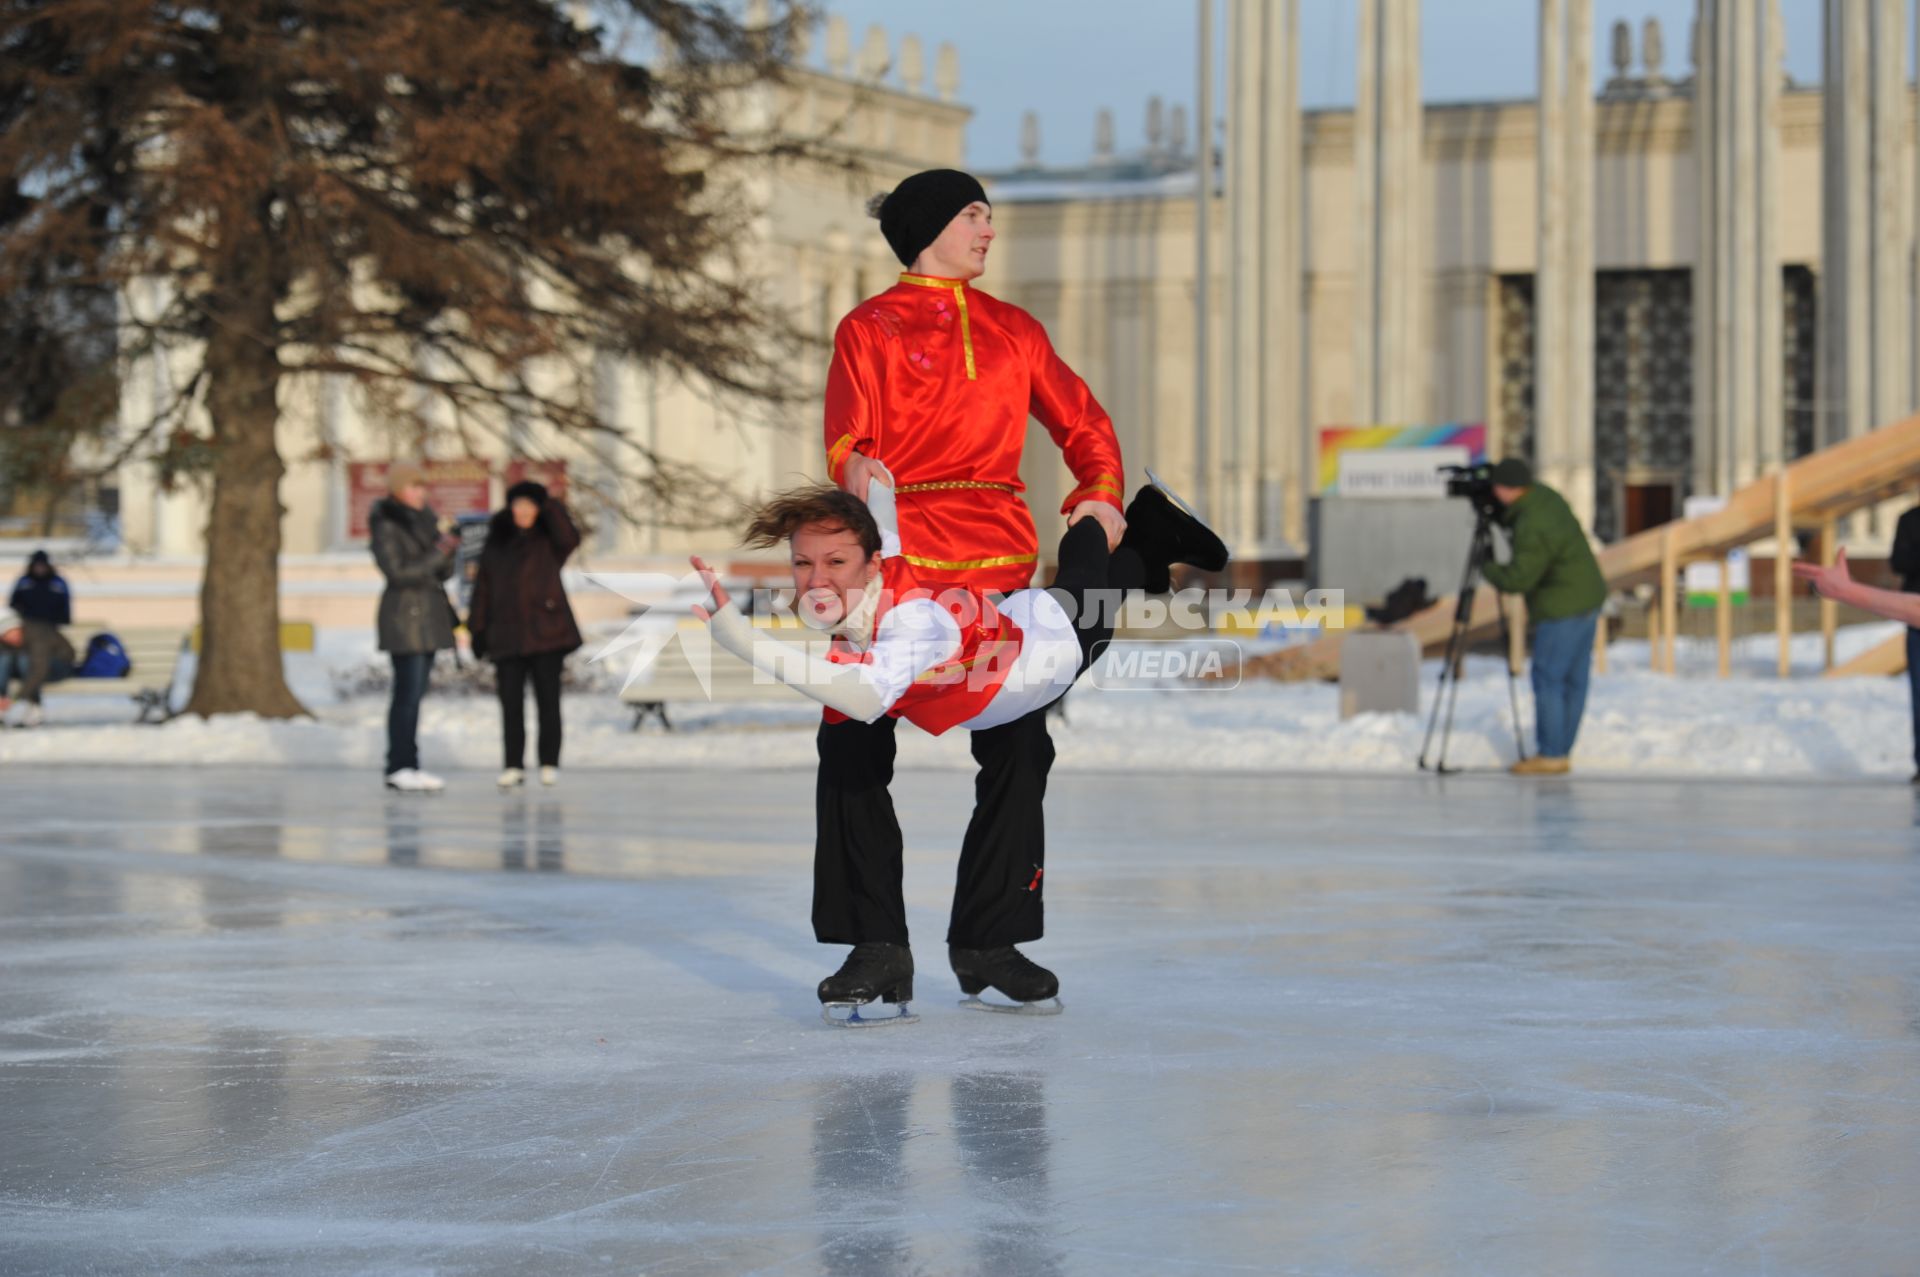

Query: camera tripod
left=1417, top=506, right=1529, bottom=774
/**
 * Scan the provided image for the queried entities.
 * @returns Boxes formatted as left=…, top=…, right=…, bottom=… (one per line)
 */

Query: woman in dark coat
left=369, top=464, right=459, bottom=792
left=466, top=480, right=583, bottom=787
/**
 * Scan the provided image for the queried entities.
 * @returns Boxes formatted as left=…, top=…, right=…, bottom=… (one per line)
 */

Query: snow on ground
left=7, top=621, right=1913, bottom=779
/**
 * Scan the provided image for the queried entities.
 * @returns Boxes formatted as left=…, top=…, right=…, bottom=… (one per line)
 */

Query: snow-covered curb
left=6, top=623, right=1912, bottom=780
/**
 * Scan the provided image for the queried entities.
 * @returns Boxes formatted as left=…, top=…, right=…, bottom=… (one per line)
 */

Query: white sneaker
left=385, top=768, right=446, bottom=793
left=539, top=766, right=558, bottom=787
left=19, top=704, right=42, bottom=728
left=497, top=767, right=526, bottom=788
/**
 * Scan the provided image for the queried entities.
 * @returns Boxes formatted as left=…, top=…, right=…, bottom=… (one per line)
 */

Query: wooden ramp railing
left=1245, top=412, right=1920, bottom=682
left=1827, top=632, right=1909, bottom=679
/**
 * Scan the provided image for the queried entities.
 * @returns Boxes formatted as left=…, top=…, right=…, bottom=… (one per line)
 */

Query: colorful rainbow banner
left=1316, top=424, right=1488, bottom=493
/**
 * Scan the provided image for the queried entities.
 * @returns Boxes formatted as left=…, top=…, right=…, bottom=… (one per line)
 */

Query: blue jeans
left=386, top=652, right=433, bottom=775
left=1907, top=628, right=1920, bottom=773
left=1530, top=610, right=1599, bottom=759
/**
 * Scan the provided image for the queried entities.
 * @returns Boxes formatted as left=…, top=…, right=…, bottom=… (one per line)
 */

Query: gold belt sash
left=894, top=480, right=1019, bottom=495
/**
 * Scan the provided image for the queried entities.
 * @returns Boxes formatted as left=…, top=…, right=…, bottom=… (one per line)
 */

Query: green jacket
left=1480, top=484, right=1606, bottom=621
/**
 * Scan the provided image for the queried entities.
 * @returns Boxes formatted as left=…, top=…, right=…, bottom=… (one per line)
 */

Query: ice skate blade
left=821, top=1000, right=918, bottom=1028
left=958, top=995, right=1064, bottom=1016
left=1145, top=467, right=1201, bottom=520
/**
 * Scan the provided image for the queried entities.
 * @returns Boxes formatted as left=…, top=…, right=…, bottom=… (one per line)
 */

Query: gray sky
left=814, top=1, right=1846, bottom=171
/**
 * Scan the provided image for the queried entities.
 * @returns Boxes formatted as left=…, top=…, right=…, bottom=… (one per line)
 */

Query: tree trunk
left=185, top=238, right=309, bottom=719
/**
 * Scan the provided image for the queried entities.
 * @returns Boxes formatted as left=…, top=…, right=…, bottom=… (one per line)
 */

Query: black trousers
left=811, top=518, right=1136, bottom=950
left=813, top=710, right=1054, bottom=948
left=495, top=650, right=565, bottom=768
left=1908, top=627, right=1920, bottom=772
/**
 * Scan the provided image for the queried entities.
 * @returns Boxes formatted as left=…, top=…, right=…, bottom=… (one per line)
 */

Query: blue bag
left=76, top=632, right=132, bottom=679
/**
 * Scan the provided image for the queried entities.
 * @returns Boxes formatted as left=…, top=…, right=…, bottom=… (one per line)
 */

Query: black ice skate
left=949, top=945, right=1064, bottom=1015
left=1121, top=469, right=1230, bottom=593
left=818, top=942, right=917, bottom=1027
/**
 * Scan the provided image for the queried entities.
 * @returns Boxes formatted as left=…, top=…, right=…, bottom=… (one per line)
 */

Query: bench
left=617, top=618, right=795, bottom=731
left=39, top=624, right=189, bottom=722
left=45, top=620, right=315, bottom=723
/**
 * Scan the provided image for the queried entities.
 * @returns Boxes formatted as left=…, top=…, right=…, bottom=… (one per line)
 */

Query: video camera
left=1438, top=462, right=1504, bottom=520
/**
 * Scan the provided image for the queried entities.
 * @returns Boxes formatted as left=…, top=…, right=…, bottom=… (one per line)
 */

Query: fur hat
left=867, top=169, right=990, bottom=267
left=505, top=479, right=549, bottom=507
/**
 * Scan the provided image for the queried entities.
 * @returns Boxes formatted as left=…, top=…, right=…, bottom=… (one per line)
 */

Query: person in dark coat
left=369, top=463, right=459, bottom=792
left=466, top=480, right=583, bottom=787
left=11, top=550, right=72, bottom=626
left=4, top=551, right=76, bottom=727
left=1890, top=501, right=1920, bottom=782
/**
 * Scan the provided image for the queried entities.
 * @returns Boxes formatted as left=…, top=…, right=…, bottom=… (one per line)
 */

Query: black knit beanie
left=868, top=169, right=990, bottom=267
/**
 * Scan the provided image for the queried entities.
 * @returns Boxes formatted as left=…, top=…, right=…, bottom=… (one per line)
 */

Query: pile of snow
left=8, top=622, right=1912, bottom=779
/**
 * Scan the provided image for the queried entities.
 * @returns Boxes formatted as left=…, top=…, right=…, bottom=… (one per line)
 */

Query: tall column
left=1868, top=0, right=1909, bottom=433
left=1536, top=0, right=1595, bottom=526
left=1226, top=0, right=1250, bottom=550
left=1566, top=0, right=1594, bottom=525
left=1225, top=0, right=1301, bottom=555
left=1694, top=0, right=1783, bottom=498
left=1194, top=0, right=1214, bottom=519
left=1757, top=0, right=1783, bottom=480
left=1354, top=0, right=1424, bottom=426
left=1353, top=0, right=1378, bottom=424
left=1820, top=0, right=1909, bottom=454
left=1537, top=0, right=1565, bottom=475
left=1264, top=0, right=1303, bottom=550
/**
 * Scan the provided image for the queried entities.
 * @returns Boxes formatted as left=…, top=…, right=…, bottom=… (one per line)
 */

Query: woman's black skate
left=949, top=945, right=1064, bottom=1015
left=1122, top=469, right=1230, bottom=593
left=818, top=942, right=917, bottom=1027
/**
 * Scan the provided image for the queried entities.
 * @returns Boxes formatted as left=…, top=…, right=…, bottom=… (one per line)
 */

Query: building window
left=1782, top=265, right=1816, bottom=462
left=1495, top=274, right=1535, bottom=468
left=1594, top=269, right=1693, bottom=543
left=1499, top=266, right=1816, bottom=543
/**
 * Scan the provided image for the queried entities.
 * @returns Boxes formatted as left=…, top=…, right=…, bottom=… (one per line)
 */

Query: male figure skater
left=810, top=167, right=1222, bottom=1019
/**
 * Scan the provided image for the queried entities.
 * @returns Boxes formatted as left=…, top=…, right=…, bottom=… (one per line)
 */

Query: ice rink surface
left=4, top=764, right=1919, bottom=1276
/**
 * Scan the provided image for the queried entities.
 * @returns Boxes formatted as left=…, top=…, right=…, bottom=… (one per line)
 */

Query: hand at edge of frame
left=689, top=556, right=732, bottom=621
left=1790, top=546, right=1852, bottom=599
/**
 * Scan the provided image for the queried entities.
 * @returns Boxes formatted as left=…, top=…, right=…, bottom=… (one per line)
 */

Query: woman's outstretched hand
left=1790, top=546, right=1852, bottom=599
left=689, top=556, right=732, bottom=622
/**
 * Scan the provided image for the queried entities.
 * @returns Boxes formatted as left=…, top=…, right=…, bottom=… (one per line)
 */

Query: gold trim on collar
left=898, top=273, right=968, bottom=289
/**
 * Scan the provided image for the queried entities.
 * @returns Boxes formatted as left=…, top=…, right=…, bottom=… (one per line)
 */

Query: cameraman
left=1479, top=458, right=1606, bottom=775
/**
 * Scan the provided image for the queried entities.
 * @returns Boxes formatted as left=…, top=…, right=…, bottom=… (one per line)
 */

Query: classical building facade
left=990, top=1, right=1915, bottom=572
left=42, top=4, right=1920, bottom=591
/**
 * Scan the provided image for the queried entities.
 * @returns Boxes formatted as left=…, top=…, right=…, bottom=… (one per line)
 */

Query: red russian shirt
left=823, top=273, right=1125, bottom=594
